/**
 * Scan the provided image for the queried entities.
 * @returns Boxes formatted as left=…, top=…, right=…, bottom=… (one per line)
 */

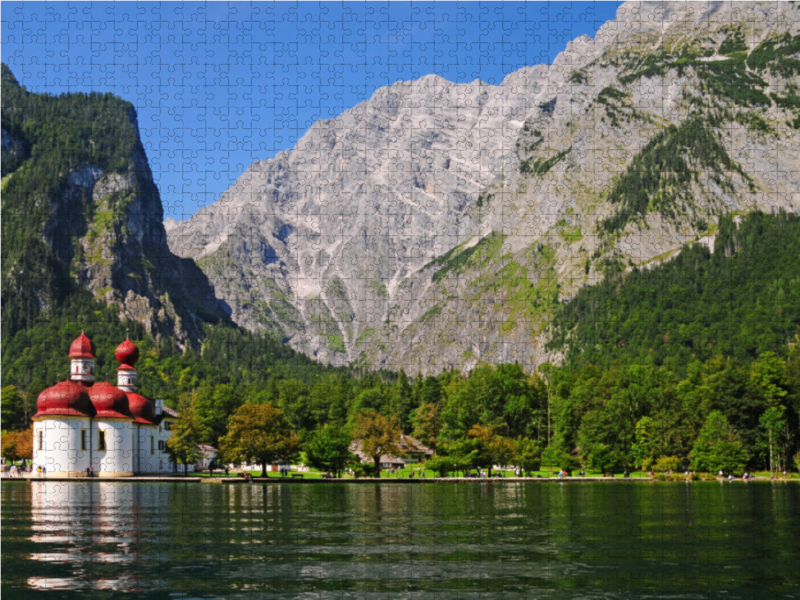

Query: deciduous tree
left=305, top=424, right=352, bottom=477
left=166, top=402, right=208, bottom=477
left=1, top=427, right=33, bottom=462
left=352, top=410, right=402, bottom=477
left=219, top=404, right=300, bottom=477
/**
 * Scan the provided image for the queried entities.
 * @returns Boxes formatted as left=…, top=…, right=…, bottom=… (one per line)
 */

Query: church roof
left=68, top=332, right=95, bottom=359
left=115, top=338, right=139, bottom=368
left=89, top=382, right=133, bottom=420
left=34, top=380, right=93, bottom=418
left=34, top=333, right=177, bottom=425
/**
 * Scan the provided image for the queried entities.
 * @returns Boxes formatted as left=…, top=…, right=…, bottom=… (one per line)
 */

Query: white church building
left=32, top=332, right=180, bottom=477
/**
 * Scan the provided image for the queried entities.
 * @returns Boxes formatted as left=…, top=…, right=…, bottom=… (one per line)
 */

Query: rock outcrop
left=1, top=65, right=228, bottom=347
left=165, top=1, right=800, bottom=372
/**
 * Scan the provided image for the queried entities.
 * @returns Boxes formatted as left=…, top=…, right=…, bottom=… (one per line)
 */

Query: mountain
left=1, top=64, right=228, bottom=349
left=165, top=2, right=800, bottom=374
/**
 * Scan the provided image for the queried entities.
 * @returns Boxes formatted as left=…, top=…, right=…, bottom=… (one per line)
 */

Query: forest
left=4, top=213, right=800, bottom=475
left=3, top=59, right=800, bottom=476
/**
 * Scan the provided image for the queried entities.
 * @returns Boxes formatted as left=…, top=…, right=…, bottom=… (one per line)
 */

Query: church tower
left=69, top=331, right=95, bottom=383
left=115, top=338, right=140, bottom=392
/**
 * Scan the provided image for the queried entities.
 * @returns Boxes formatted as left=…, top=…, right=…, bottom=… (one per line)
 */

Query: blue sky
left=2, top=2, right=620, bottom=219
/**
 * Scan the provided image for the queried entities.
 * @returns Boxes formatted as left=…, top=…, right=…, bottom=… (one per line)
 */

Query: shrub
left=653, top=455, right=681, bottom=473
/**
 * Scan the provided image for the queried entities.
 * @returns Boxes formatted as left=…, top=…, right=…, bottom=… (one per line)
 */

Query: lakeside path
left=4, top=475, right=798, bottom=484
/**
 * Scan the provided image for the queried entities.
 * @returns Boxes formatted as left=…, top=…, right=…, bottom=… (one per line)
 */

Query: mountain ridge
left=165, top=1, right=800, bottom=374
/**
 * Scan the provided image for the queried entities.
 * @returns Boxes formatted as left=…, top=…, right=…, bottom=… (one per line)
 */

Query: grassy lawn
left=189, top=466, right=800, bottom=481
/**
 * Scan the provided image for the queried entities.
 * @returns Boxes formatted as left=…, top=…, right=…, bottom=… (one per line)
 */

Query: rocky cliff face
left=1, top=65, right=228, bottom=347
left=167, top=1, right=800, bottom=373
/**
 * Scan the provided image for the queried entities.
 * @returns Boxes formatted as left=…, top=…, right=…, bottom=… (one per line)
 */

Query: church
left=32, top=332, right=179, bottom=477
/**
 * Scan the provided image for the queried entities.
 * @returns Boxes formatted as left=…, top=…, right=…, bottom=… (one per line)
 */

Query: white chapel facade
left=32, top=333, right=179, bottom=477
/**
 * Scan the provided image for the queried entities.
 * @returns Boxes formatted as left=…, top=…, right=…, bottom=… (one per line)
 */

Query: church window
left=98, top=430, right=107, bottom=451
left=81, top=430, right=87, bottom=451
left=158, top=440, right=165, bottom=451
left=164, top=422, right=172, bottom=431
left=150, top=435, right=154, bottom=454
left=38, top=430, right=43, bottom=451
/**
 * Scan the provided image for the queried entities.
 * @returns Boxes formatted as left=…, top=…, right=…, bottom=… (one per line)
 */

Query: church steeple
left=68, top=332, right=95, bottom=383
left=115, top=338, right=140, bottom=392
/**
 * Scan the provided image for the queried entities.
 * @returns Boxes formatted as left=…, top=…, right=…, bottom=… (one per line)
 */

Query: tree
left=352, top=410, right=403, bottom=477
left=305, top=424, right=352, bottom=477
left=514, top=438, right=542, bottom=476
left=388, top=370, right=416, bottom=432
left=441, top=437, right=484, bottom=476
left=759, top=406, right=786, bottom=472
left=411, top=402, right=441, bottom=454
left=166, top=403, right=209, bottom=477
left=191, top=382, right=244, bottom=445
left=631, top=416, right=656, bottom=470
left=424, top=455, right=457, bottom=477
left=219, top=404, right=300, bottom=477
left=690, top=411, right=749, bottom=473
left=1, top=427, right=33, bottom=462
left=585, top=443, right=622, bottom=475
left=1, top=385, right=25, bottom=431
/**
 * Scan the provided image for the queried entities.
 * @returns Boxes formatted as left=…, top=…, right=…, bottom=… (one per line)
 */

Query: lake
left=2, top=480, right=799, bottom=599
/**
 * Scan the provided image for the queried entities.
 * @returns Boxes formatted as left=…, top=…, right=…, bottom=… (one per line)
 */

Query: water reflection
left=26, top=481, right=171, bottom=593
left=1, top=481, right=798, bottom=599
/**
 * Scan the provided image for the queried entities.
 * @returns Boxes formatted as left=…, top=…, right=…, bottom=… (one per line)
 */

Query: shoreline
left=3, top=475, right=797, bottom=484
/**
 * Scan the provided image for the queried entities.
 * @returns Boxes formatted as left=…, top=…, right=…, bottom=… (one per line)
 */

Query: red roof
left=68, top=332, right=95, bottom=359
left=34, top=381, right=93, bottom=418
left=89, top=382, right=133, bottom=420
left=126, top=392, right=156, bottom=424
left=115, top=338, right=139, bottom=368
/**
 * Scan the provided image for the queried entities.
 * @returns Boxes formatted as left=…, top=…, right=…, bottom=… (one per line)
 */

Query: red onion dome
left=68, top=332, right=95, bottom=359
left=115, top=338, right=139, bottom=367
left=89, top=382, right=133, bottom=419
left=34, top=381, right=93, bottom=418
left=126, top=392, right=155, bottom=424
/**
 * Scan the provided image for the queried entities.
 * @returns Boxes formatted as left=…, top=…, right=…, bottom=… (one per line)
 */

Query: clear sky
left=2, top=1, right=620, bottom=219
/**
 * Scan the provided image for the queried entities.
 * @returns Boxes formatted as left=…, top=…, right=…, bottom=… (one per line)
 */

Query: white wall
left=35, top=415, right=179, bottom=477
left=33, top=418, right=91, bottom=476
left=93, top=420, right=135, bottom=476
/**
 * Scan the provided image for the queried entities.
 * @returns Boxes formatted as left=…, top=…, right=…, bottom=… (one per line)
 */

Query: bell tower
left=115, top=338, right=140, bottom=392
left=68, top=332, right=95, bottom=383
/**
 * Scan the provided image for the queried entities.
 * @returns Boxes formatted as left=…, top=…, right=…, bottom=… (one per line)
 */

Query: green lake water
left=2, top=480, right=799, bottom=599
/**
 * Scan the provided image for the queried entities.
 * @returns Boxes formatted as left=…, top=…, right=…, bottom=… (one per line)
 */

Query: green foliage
left=305, top=424, right=353, bottom=477
left=428, top=233, right=503, bottom=283
left=569, top=70, right=588, bottom=84
left=556, top=219, right=584, bottom=243
left=1, top=64, right=144, bottom=334
left=619, top=50, right=769, bottom=107
left=600, top=118, right=747, bottom=234
left=553, top=212, right=800, bottom=369
left=719, top=28, right=748, bottom=56
left=423, top=455, right=458, bottom=477
left=520, top=147, right=571, bottom=176
left=1, top=386, right=25, bottom=431
left=734, top=110, right=775, bottom=135
left=653, top=455, right=681, bottom=473
left=439, top=363, right=546, bottom=441
left=219, top=403, right=301, bottom=476
left=514, top=438, right=542, bottom=474
left=166, top=402, right=209, bottom=476
left=747, top=33, right=800, bottom=76
left=0, top=289, right=350, bottom=431
left=690, top=411, right=749, bottom=473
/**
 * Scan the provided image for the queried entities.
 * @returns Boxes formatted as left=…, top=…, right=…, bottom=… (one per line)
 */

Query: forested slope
left=549, top=211, right=800, bottom=372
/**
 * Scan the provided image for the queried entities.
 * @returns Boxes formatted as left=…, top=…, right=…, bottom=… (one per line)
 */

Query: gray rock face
left=59, top=125, right=228, bottom=348
left=168, top=1, right=800, bottom=372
